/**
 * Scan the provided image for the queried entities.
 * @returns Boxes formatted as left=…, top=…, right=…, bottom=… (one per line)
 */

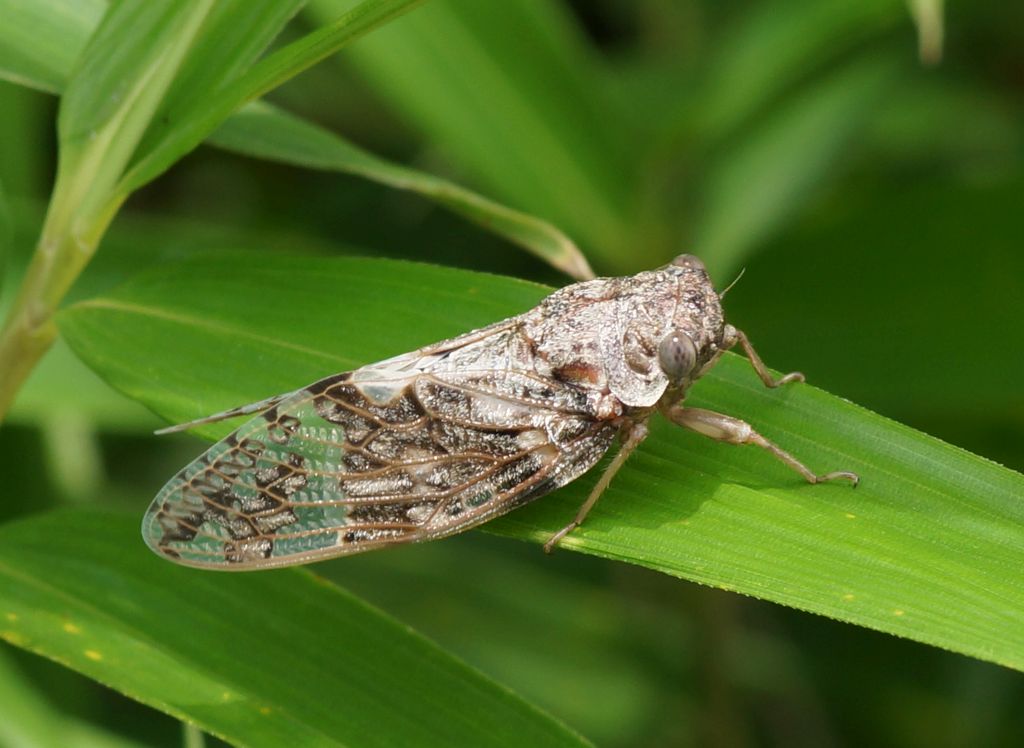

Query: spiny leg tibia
left=543, top=421, right=650, bottom=554
left=666, top=405, right=859, bottom=486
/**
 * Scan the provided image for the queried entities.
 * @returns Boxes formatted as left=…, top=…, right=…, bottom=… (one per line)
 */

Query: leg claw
left=814, top=470, right=860, bottom=487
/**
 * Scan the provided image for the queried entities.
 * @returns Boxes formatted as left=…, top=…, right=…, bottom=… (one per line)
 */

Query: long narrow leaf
left=0, top=180, right=10, bottom=289
left=55, top=0, right=215, bottom=227
left=306, top=0, right=643, bottom=268
left=691, top=0, right=903, bottom=139
left=131, top=0, right=305, bottom=163
left=0, top=509, right=590, bottom=748
left=56, top=254, right=1024, bottom=672
left=0, top=0, right=584, bottom=278
left=0, top=0, right=105, bottom=93
left=0, top=646, right=145, bottom=748
left=694, top=54, right=902, bottom=276
left=211, top=102, right=593, bottom=279
left=58, top=2, right=203, bottom=143
left=116, top=0, right=426, bottom=198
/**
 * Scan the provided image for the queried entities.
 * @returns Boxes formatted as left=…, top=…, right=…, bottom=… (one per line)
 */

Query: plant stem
left=0, top=191, right=114, bottom=424
left=0, top=303, right=57, bottom=424
left=182, top=722, right=205, bottom=748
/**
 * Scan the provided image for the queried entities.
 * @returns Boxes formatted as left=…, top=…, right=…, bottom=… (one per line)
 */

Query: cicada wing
left=144, top=367, right=616, bottom=570
left=153, top=391, right=299, bottom=435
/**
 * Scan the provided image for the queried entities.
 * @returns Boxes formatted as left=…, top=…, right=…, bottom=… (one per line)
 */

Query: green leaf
left=0, top=0, right=105, bottom=93
left=0, top=0, right=583, bottom=278
left=0, top=178, right=10, bottom=289
left=327, top=536, right=678, bottom=746
left=0, top=508, right=590, bottom=748
left=55, top=0, right=216, bottom=237
left=129, top=0, right=305, bottom=167
left=116, top=0, right=427, bottom=199
left=1, top=200, right=312, bottom=430
left=0, top=197, right=139, bottom=428
left=14, top=0, right=423, bottom=247
left=60, top=255, right=548, bottom=435
left=211, top=102, right=593, bottom=279
left=58, top=2, right=208, bottom=146
left=691, top=0, right=904, bottom=139
left=694, top=53, right=903, bottom=276
left=57, top=255, right=1024, bottom=671
left=307, top=0, right=644, bottom=269
left=0, top=644, right=145, bottom=748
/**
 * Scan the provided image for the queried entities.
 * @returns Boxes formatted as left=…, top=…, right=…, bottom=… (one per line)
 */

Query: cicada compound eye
left=657, top=330, right=697, bottom=382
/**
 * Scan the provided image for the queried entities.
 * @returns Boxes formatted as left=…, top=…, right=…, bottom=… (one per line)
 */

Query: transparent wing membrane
left=145, top=369, right=614, bottom=569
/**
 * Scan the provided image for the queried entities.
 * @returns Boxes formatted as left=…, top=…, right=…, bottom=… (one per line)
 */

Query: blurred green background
left=1, top=1, right=1022, bottom=746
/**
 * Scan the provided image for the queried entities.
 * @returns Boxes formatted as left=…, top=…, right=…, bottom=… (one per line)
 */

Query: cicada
left=144, top=255, right=857, bottom=569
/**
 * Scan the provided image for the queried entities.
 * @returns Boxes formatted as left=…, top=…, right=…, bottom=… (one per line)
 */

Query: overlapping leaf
left=0, top=509, right=589, bottom=748
left=56, top=255, right=1024, bottom=672
left=306, top=0, right=642, bottom=269
left=0, top=0, right=588, bottom=278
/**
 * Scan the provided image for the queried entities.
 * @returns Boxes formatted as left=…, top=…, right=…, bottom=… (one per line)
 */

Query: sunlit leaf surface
left=57, top=255, right=1024, bottom=672
left=0, top=509, right=590, bottom=748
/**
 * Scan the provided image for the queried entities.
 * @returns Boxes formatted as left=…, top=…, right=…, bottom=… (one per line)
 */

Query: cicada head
left=654, top=254, right=731, bottom=393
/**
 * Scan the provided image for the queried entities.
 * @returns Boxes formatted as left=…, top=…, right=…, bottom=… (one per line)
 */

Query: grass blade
left=0, top=1, right=587, bottom=278
left=0, top=179, right=9, bottom=288
left=690, top=0, right=903, bottom=139
left=56, top=254, right=1024, bottom=672
left=0, top=0, right=105, bottom=93
left=694, top=54, right=901, bottom=276
left=55, top=0, right=216, bottom=233
left=307, top=0, right=643, bottom=269
left=0, top=645, right=145, bottom=748
left=0, top=508, right=590, bottom=748
left=211, top=102, right=593, bottom=279
left=116, top=0, right=427, bottom=198
left=130, top=0, right=305, bottom=164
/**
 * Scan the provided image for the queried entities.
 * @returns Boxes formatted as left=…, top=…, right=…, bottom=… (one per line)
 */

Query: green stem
left=0, top=187, right=119, bottom=424
left=182, top=722, right=205, bottom=748
left=0, top=303, right=57, bottom=424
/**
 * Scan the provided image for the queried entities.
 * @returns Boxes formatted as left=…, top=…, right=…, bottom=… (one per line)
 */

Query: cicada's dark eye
left=657, top=330, right=697, bottom=381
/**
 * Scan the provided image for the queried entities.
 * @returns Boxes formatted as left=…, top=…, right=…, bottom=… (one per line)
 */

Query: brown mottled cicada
left=144, top=255, right=856, bottom=569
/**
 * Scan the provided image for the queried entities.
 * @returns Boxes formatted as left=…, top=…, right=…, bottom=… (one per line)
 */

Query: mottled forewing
left=144, top=365, right=616, bottom=569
